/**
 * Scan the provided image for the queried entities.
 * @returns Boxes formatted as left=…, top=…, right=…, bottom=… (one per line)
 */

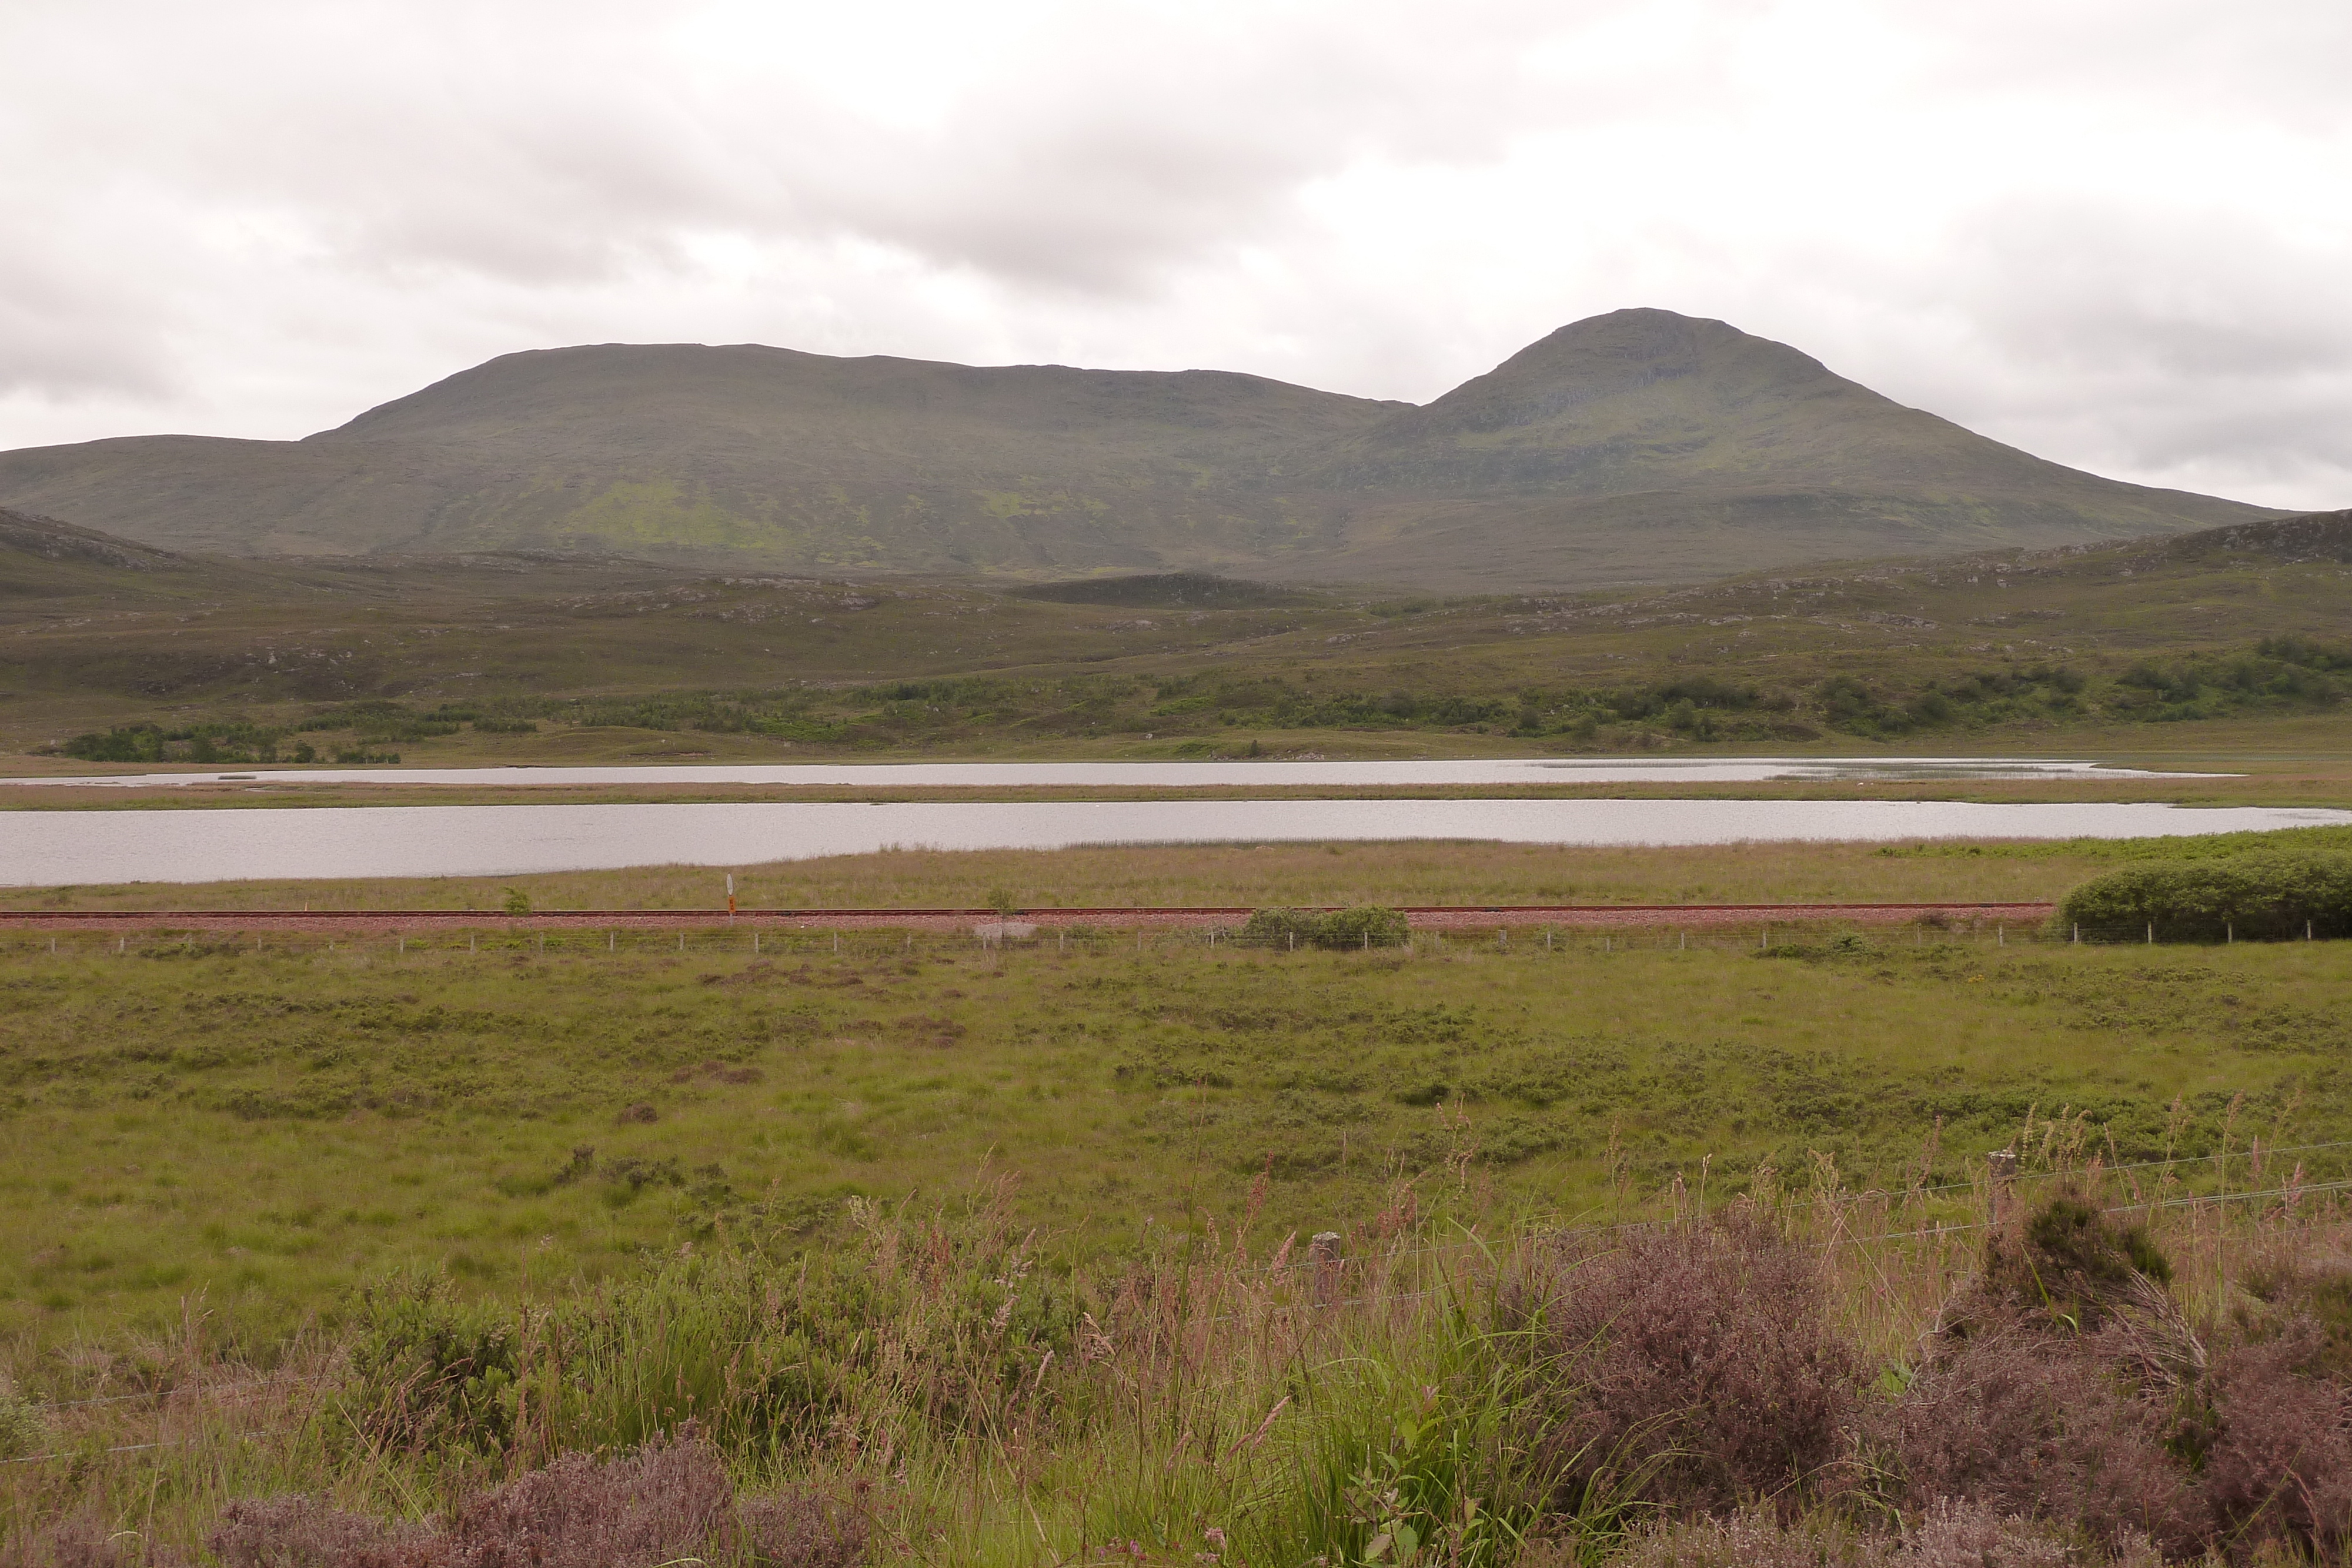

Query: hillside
left=0, top=311, right=2284, bottom=589
left=2, top=504, right=2346, bottom=764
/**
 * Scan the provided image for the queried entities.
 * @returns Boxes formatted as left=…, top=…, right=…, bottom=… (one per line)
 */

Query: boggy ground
left=3, top=908, right=2347, bottom=1357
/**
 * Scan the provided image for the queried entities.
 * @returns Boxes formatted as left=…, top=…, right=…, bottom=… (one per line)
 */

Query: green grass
left=4, top=912, right=2346, bottom=1358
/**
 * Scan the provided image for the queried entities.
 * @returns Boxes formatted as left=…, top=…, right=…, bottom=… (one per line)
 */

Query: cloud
left=1, top=0, right=2347, bottom=511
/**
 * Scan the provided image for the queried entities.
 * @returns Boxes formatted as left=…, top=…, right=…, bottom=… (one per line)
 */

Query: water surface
left=0, top=798, right=2337, bottom=887
left=1, top=755, right=2214, bottom=791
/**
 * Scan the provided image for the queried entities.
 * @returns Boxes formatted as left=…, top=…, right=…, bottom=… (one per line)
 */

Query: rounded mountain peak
left=1412, top=308, right=1859, bottom=437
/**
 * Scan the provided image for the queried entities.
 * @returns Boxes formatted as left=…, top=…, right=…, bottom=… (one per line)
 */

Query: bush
left=1504, top=1214, right=1863, bottom=1516
left=337, top=1219, right=1077, bottom=1462
left=1890, top=1322, right=2200, bottom=1554
left=1238, top=905, right=1410, bottom=949
left=2201, top=1325, right=2352, bottom=1554
left=0, top=1374, right=45, bottom=1460
left=1610, top=1500, right=2090, bottom=1567
left=211, top=1428, right=740, bottom=1568
left=2055, top=851, right=2352, bottom=941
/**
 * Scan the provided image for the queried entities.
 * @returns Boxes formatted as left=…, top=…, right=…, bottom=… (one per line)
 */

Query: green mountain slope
left=1, top=506, right=2346, bottom=761
left=0, top=311, right=2284, bottom=588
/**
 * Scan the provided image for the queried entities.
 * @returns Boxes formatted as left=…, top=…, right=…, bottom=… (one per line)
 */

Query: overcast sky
left=5, top=0, right=2348, bottom=509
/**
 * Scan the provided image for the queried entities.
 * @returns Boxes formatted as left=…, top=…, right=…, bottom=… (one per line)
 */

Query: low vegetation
left=5, top=1171, right=2346, bottom=1566
left=5, top=513, right=2350, bottom=764
left=2, top=825, right=2348, bottom=1563
left=34, top=635, right=2352, bottom=766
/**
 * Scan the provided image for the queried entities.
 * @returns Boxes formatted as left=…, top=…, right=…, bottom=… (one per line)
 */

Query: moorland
left=5, top=833, right=2351, bottom=1566
left=2, top=507, right=2348, bottom=784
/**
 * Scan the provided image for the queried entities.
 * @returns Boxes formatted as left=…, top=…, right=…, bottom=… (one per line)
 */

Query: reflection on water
left=0, top=797, right=2338, bottom=887
left=1, top=755, right=2217, bottom=791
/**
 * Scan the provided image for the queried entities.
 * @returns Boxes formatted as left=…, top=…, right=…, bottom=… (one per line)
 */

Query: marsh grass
left=3, top=917, right=2350, bottom=1355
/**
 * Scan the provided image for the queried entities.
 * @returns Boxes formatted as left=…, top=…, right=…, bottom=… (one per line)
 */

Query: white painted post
left=2073, top=924, right=2079, bottom=944
left=2227, top=922, right=2233, bottom=945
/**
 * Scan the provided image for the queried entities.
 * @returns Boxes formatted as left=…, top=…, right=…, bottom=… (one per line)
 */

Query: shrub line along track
left=0, top=901, right=2053, bottom=935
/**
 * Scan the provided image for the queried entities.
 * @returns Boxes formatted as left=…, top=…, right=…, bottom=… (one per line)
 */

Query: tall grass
left=6, top=1145, right=2345, bottom=1566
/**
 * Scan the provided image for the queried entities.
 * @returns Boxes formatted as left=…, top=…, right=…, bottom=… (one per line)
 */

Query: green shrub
left=1239, top=905, right=1410, bottom=949
left=2054, top=852, right=2352, bottom=941
left=0, top=1375, right=46, bottom=1460
left=338, top=1211, right=1079, bottom=1463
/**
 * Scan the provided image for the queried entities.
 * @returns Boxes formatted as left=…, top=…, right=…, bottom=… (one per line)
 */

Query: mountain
left=0, top=504, right=200, bottom=601
left=0, top=310, right=2284, bottom=589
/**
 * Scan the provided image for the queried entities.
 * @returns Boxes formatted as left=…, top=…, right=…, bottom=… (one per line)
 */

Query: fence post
left=2147, top=922, right=2154, bottom=945
left=1987, top=1149, right=2019, bottom=1226
left=1310, top=1231, right=1344, bottom=1305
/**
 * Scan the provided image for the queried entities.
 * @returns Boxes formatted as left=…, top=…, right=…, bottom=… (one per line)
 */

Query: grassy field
left=5, top=873, right=2346, bottom=1355
left=5, top=834, right=2351, bottom=1566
